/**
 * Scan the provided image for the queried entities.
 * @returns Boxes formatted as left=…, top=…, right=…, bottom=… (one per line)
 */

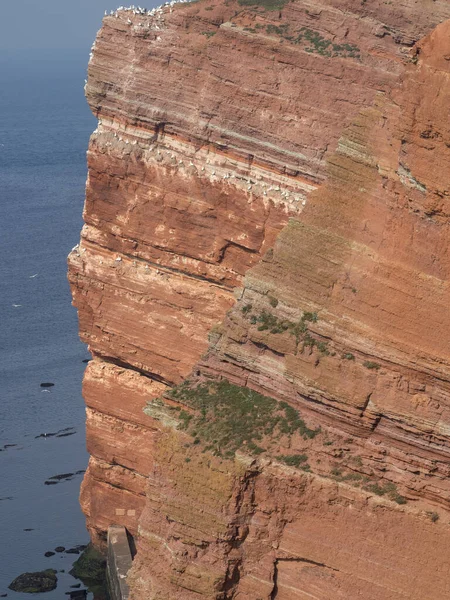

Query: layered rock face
left=69, top=0, right=450, bottom=597
left=201, top=30, right=450, bottom=508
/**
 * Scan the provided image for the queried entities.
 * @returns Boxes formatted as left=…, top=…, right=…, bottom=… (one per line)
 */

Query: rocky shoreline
left=7, top=544, right=106, bottom=599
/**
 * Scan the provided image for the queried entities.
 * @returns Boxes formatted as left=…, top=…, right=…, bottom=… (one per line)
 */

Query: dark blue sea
left=0, top=49, right=96, bottom=597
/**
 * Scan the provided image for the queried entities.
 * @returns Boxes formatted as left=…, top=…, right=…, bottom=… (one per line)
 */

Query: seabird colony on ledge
left=106, top=0, right=194, bottom=18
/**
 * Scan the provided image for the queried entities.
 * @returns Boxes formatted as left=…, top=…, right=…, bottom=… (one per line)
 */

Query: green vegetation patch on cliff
left=238, top=0, right=288, bottom=11
left=330, top=467, right=407, bottom=504
left=363, top=481, right=407, bottom=505
left=278, top=453, right=310, bottom=470
left=258, top=23, right=360, bottom=59
left=244, top=306, right=330, bottom=354
left=163, top=379, right=320, bottom=459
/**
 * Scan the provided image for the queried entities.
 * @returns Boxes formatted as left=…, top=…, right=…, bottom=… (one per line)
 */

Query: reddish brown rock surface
left=200, top=18, right=450, bottom=509
left=69, top=0, right=450, bottom=597
left=130, top=444, right=450, bottom=599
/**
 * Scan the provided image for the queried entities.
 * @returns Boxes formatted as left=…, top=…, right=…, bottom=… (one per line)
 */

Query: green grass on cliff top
left=166, top=379, right=319, bottom=458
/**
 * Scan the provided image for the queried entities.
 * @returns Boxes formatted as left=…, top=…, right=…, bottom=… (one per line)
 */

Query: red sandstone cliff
left=69, top=1, right=450, bottom=598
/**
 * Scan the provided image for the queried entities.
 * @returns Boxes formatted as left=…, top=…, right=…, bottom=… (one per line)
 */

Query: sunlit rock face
left=69, top=0, right=450, bottom=597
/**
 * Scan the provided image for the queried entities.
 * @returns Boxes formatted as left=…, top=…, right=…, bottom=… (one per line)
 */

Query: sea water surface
left=0, top=49, right=96, bottom=597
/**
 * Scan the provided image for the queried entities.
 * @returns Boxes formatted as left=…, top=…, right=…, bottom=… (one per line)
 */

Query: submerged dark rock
left=55, top=547, right=66, bottom=553
left=8, top=569, right=57, bottom=593
left=64, top=544, right=88, bottom=557
left=49, top=473, right=74, bottom=481
left=35, top=427, right=76, bottom=440
left=44, top=551, right=55, bottom=558
left=69, top=544, right=106, bottom=582
left=1, top=444, right=19, bottom=452
left=65, top=591, right=87, bottom=600
left=39, top=383, right=54, bottom=388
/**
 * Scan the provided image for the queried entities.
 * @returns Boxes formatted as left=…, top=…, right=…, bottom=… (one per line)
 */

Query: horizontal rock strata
left=198, top=19, right=450, bottom=512
left=129, top=437, right=450, bottom=599
left=69, top=0, right=450, bottom=597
